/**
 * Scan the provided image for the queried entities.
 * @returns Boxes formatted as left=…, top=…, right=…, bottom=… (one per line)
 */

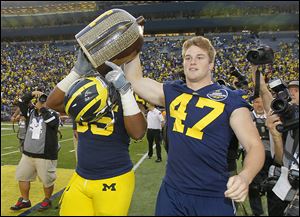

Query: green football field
left=1, top=122, right=267, bottom=216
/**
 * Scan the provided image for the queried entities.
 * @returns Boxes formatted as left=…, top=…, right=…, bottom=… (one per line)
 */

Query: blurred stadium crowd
left=1, top=32, right=299, bottom=120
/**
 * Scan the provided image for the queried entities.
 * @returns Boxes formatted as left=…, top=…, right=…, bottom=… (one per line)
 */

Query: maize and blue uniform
left=60, top=99, right=135, bottom=216
left=155, top=80, right=251, bottom=216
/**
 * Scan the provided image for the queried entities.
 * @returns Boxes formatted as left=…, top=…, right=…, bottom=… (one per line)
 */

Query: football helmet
left=64, top=75, right=119, bottom=123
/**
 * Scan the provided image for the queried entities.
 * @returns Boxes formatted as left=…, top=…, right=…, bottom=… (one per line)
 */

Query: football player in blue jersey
left=105, top=36, right=265, bottom=216
left=46, top=49, right=147, bottom=216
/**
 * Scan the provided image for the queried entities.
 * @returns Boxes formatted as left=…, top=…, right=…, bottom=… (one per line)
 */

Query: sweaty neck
left=186, top=76, right=213, bottom=91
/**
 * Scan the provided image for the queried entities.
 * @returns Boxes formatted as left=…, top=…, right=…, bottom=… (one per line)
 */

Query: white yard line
left=59, top=138, right=73, bottom=143
left=2, top=137, right=153, bottom=173
left=1, top=150, right=19, bottom=156
left=1, top=132, right=18, bottom=136
left=1, top=123, right=14, bottom=126
left=1, top=138, right=73, bottom=156
left=3, top=146, right=13, bottom=149
left=1, top=128, right=12, bottom=130
left=133, top=144, right=155, bottom=171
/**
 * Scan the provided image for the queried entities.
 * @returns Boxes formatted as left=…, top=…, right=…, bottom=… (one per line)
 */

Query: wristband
left=121, top=89, right=141, bottom=116
left=57, top=70, right=81, bottom=93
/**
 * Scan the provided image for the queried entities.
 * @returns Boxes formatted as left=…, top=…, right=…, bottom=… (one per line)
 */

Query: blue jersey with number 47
left=163, top=80, right=250, bottom=197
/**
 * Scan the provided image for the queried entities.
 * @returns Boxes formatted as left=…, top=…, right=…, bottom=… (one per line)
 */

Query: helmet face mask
left=64, top=75, right=119, bottom=123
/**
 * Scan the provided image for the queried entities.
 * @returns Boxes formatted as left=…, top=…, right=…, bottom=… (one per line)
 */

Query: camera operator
left=250, top=65, right=299, bottom=216
left=266, top=104, right=299, bottom=216
left=248, top=96, right=273, bottom=216
left=10, top=91, right=60, bottom=211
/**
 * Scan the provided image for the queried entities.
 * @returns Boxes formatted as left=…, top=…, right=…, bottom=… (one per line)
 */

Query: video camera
left=269, top=78, right=299, bottom=133
left=246, top=45, right=274, bottom=65
left=264, top=165, right=300, bottom=216
left=261, top=165, right=299, bottom=193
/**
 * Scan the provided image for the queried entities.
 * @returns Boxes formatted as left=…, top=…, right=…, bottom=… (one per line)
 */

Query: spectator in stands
left=1, top=35, right=299, bottom=115
left=1, top=42, right=76, bottom=115
left=146, top=103, right=164, bottom=162
left=108, top=35, right=265, bottom=215
left=10, top=91, right=59, bottom=211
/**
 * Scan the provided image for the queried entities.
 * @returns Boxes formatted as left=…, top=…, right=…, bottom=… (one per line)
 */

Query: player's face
left=183, top=45, right=213, bottom=84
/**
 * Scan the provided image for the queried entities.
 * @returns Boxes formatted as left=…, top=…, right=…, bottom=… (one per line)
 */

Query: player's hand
left=105, top=61, right=131, bottom=95
left=72, top=49, right=95, bottom=76
left=224, top=174, right=249, bottom=202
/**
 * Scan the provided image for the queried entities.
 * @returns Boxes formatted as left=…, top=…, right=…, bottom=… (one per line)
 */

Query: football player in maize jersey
left=46, top=49, right=147, bottom=216
left=106, top=36, right=265, bottom=216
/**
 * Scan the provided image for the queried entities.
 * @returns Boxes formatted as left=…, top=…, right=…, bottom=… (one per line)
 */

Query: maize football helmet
left=64, top=75, right=119, bottom=123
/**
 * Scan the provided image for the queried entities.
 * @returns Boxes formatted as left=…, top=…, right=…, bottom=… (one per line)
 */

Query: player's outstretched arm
left=124, top=54, right=165, bottom=107
left=225, top=107, right=265, bottom=202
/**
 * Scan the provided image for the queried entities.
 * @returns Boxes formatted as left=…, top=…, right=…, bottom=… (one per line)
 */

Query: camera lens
left=39, top=94, right=47, bottom=103
left=276, top=124, right=284, bottom=133
left=271, top=98, right=289, bottom=114
left=251, top=52, right=259, bottom=59
left=246, top=50, right=259, bottom=62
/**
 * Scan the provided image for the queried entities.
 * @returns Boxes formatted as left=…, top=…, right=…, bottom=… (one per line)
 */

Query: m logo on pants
left=102, top=183, right=116, bottom=191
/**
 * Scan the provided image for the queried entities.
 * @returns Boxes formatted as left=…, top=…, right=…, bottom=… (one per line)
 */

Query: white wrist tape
left=121, top=89, right=141, bottom=116
left=57, top=70, right=81, bottom=93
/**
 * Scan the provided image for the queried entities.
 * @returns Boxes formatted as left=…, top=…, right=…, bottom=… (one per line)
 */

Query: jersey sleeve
left=227, top=89, right=252, bottom=112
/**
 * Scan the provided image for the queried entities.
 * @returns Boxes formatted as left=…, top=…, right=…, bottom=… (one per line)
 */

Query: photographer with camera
left=247, top=96, right=274, bottom=216
left=268, top=80, right=298, bottom=216
left=249, top=53, right=299, bottom=217
left=10, top=91, right=60, bottom=212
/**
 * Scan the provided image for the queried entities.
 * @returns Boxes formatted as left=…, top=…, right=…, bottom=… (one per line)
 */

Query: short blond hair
left=182, top=36, right=216, bottom=64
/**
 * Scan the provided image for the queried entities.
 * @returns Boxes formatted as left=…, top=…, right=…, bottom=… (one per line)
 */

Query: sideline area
left=1, top=165, right=74, bottom=216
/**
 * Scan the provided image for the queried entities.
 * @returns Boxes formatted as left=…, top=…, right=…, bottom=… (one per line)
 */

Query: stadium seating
left=1, top=32, right=299, bottom=119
